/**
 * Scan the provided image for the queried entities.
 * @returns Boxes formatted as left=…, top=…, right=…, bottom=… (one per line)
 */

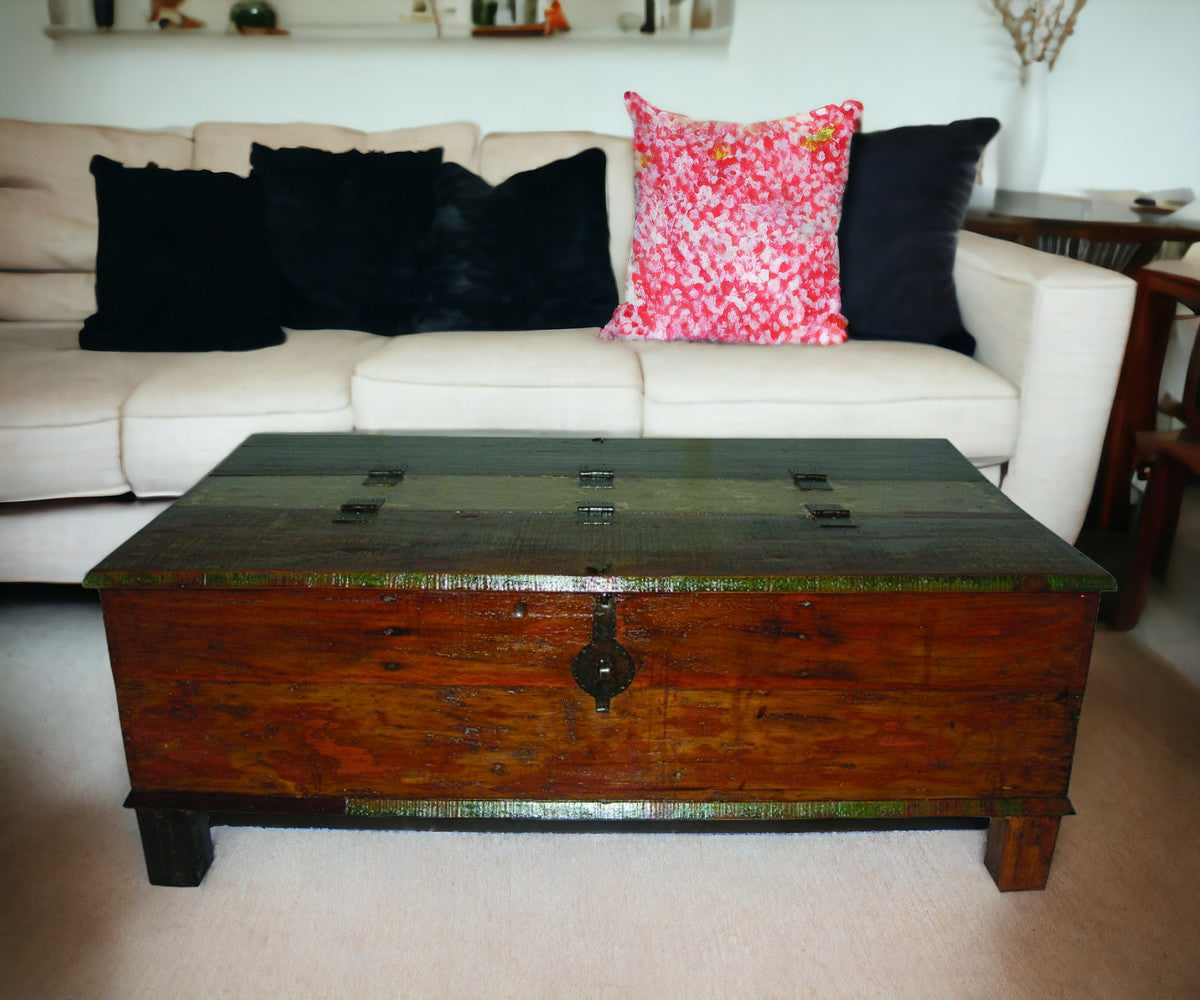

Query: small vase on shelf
left=92, top=0, right=114, bottom=28
left=229, top=1, right=276, bottom=31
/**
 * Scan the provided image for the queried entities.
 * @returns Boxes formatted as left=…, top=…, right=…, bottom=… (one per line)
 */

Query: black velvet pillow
left=838, top=117, right=1000, bottom=356
left=249, top=143, right=443, bottom=335
left=413, top=147, right=619, bottom=332
left=79, top=155, right=284, bottom=352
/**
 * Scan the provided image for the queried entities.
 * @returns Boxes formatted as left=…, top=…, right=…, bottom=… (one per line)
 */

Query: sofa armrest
left=953, top=230, right=1136, bottom=542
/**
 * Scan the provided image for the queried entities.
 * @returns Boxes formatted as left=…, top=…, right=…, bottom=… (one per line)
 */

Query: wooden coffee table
left=85, top=434, right=1111, bottom=890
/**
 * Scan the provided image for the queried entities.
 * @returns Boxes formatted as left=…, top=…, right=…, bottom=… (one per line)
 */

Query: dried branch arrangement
left=992, top=0, right=1087, bottom=69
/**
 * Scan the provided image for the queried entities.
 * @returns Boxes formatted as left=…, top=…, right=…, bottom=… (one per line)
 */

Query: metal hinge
left=333, top=496, right=386, bottom=523
left=363, top=469, right=405, bottom=486
left=579, top=468, right=615, bottom=488
left=804, top=501, right=856, bottom=527
left=792, top=470, right=832, bottom=491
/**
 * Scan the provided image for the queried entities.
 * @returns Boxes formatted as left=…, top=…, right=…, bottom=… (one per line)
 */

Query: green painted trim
left=84, top=570, right=1113, bottom=593
left=345, top=797, right=1074, bottom=822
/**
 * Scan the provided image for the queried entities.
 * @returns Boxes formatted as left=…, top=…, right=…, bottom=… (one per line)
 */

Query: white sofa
left=0, top=117, right=1136, bottom=583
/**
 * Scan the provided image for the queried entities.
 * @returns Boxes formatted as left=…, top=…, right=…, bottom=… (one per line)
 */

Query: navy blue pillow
left=250, top=143, right=443, bottom=336
left=838, top=118, right=1000, bottom=356
left=414, top=147, right=619, bottom=332
left=80, top=155, right=284, bottom=352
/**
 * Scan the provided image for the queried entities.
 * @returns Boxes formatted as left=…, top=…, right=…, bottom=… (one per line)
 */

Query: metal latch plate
left=577, top=503, right=616, bottom=525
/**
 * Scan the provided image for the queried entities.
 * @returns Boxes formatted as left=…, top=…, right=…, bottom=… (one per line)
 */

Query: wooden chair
left=1110, top=259, right=1200, bottom=629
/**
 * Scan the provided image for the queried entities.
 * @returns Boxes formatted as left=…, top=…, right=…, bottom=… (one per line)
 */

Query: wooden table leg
left=984, top=815, right=1061, bottom=891
left=1090, top=278, right=1180, bottom=532
left=1091, top=267, right=1200, bottom=532
left=134, top=807, right=213, bottom=887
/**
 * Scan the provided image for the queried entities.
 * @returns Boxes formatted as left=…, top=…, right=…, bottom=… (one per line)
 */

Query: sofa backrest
left=0, top=118, right=633, bottom=324
left=191, top=120, right=482, bottom=175
left=0, top=118, right=193, bottom=321
left=478, top=130, right=634, bottom=294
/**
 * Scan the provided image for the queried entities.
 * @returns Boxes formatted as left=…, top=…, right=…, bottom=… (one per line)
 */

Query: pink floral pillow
left=600, top=92, right=863, bottom=346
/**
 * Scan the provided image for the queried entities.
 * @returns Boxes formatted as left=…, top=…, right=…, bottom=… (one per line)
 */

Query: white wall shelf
left=45, top=0, right=733, bottom=45
left=43, top=25, right=732, bottom=43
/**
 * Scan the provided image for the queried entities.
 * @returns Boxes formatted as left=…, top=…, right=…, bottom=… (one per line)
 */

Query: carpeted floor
left=2, top=496, right=1198, bottom=999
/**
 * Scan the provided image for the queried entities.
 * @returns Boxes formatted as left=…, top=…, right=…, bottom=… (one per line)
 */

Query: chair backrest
left=1154, top=254, right=1200, bottom=431
left=1180, top=313, right=1200, bottom=430
left=1172, top=256, right=1200, bottom=430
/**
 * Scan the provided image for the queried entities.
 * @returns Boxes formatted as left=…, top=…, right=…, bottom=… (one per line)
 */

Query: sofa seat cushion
left=635, top=339, right=1019, bottom=465
left=0, top=324, right=175, bottom=502
left=352, top=328, right=643, bottom=435
left=0, top=272, right=96, bottom=323
left=120, top=329, right=387, bottom=496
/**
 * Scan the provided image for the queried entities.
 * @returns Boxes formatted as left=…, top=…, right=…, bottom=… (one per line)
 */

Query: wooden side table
left=965, top=191, right=1200, bottom=532
left=964, top=190, right=1200, bottom=277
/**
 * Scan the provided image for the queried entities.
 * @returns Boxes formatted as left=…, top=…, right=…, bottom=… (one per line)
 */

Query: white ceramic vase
left=998, top=59, right=1049, bottom=192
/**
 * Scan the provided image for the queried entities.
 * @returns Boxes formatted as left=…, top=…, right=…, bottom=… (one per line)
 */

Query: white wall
left=1, top=0, right=1197, bottom=197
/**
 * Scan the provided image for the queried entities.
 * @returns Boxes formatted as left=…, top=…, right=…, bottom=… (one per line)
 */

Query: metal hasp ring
left=571, top=594, right=637, bottom=712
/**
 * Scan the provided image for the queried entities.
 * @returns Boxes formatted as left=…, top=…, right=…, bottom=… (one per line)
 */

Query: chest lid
left=84, top=434, right=1112, bottom=594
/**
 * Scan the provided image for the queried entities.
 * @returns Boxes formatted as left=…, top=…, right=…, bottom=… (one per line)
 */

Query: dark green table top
left=85, top=434, right=1113, bottom=594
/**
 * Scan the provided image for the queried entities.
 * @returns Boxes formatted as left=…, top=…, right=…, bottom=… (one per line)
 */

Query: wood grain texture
left=101, top=588, right=1094, bottom=804
left=89, top=435, right=1110, bottom=890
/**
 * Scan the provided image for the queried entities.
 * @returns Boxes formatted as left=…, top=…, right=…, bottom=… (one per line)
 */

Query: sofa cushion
left=120, top=329, right=386, bottom=496
left=79, top=156, right=285, bottom=352
left=352, top=328, right=643, bottom=435
left=0, top=324, right=175, bottom=502
left=414, top=149, right=618, bottom=333
left=600, top=92, right=862, bottom=346
left=634, top=339, right=1019, bottom=465
left=0, top=119, right=194, bottom=273
left=478, top=131, right=635, bottom=295
left=838, top=118, right=1000, bottom=355
left=192, top=121, right=481, bottom=175
left=250, top=143, right=443, bottom=336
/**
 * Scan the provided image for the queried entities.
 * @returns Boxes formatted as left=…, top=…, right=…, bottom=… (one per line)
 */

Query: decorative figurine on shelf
left=544, top=0, right=569, bottom=31
left=149, top=0, right=204, bottom=29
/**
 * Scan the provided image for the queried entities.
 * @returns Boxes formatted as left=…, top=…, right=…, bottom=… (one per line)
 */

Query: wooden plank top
left=85, top=434, right=1113, bottom=593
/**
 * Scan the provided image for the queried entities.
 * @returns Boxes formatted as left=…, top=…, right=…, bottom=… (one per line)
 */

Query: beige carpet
left=1, top=588, right=1198, bottom=999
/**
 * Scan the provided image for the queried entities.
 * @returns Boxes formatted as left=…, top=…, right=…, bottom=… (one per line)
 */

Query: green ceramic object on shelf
left=229, top=1, right=277, bottom=30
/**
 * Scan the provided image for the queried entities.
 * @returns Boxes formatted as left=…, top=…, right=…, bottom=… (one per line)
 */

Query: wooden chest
left=85, top=435, right=1112, bottom=889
